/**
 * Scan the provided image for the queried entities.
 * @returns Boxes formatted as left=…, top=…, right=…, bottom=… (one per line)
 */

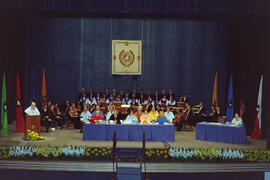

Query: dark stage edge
left=0, top=160, right=269, bottom=173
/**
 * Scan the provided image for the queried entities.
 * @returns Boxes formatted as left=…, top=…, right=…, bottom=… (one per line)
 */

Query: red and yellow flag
left=41, top=68, right=47, bottom=107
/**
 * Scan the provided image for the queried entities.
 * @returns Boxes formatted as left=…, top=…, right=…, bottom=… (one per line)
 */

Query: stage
left=0, top=122, right=267, bottom=150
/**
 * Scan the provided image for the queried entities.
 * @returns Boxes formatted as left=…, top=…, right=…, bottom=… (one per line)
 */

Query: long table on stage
left=83, top=124, right=175, bottom=142
left=195, top=122, right=247, bottom=144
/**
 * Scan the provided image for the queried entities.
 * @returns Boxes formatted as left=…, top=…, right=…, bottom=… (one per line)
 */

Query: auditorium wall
left=23, top=17, right=228, bottom=112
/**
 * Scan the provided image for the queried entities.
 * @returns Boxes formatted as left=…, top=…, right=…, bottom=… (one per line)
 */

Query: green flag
left=1, top=72, right=7, bottom=136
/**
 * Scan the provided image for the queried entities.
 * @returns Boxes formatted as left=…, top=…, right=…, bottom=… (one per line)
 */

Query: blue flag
left=226, top=74, right=234, bottom=122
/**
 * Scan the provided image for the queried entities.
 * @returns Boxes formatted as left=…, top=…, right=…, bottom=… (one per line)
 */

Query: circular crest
left=119, top=50, right=135, bottom=67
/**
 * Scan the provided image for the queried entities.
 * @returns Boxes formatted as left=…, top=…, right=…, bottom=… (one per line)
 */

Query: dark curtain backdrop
left=1, top=0, right=269, bottom=15
left=24, top=17, right=228, bottom=113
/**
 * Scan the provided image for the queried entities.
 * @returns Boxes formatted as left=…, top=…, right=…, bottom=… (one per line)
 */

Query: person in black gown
left=109, top=110, right=122, bottom=124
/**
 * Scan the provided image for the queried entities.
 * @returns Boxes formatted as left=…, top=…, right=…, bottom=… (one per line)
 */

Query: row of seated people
left=78, top=87, right=190, bottom=106
left=41, top=99, right=222, bottom=133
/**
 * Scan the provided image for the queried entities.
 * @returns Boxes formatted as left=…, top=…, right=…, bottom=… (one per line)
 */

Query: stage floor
left=0, top=122, right=267, bottom=149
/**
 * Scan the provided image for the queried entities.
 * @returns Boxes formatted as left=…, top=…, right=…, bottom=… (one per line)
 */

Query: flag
left=30, top=68, right=35, bottom=104
left=240, top=98, right=245, bottom=118
left=16, top=71, right=25, bottom=133
left=251, top=75, right=263, bottom=139
left=226, top=73, right=234, bottom=123
left=212, top=72, right=218, bottom=108
left=1, top=72, right=8, bottom=136
left=41, top=68, right=47, bottom=107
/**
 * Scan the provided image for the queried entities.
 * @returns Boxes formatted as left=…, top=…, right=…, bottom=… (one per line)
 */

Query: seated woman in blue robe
left=125, top=109, right=138, bottom=124
left=156, top=111, right=168, bottom=125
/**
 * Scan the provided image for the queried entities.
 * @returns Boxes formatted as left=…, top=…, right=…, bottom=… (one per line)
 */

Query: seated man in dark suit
left=179, top=93, right=189, bottom=104
left=195, top=101, right=207, bottom=123
left=177, top=105, right=194, bottom=131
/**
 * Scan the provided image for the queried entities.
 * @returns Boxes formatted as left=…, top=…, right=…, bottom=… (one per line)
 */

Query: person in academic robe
left=216, top=105, right=221, bottom=116
left=112, top=88, right=117, bottom=98
left=122, top=93, right=131, bottom=104
left=146, top=89, right=152, bottom=100
left=87, top=88, right=95, bottom=98
left=55, top=106, right=64, bottom=129
left=109, top=110, right=121, bottom=124
left=78, top=88, right=86, bottom=100
left=120, top=89, right=125, bottom=99
left=108, top=94, right=115, bottom=103
left=231, top=113, right=243, bottom=126
left=49, top=105, right=56, bottom=128
left=166, top=95, right=176, bottom=106
left=106, top=105, right=115, bottom=121
left=80, top=106, right=91, bottom=133
left=80, top=93, right=87, bottom=103
left=140, top=109, right=151, bottom=124
left=179, top=93, right=189, bottom=104
left=145, top=100, right=153, bottom=113
left=153, top=96, right=161, bottom=106
left=167, top=88, right=175, bottom=99
left=164, top=106, right=175, bottom=123
left=139, top=90, right=145, bottom=99
left=156, top=111, right=168, bottom=125
left=160, top=89, right=167, bottom=100
left=62, top=100, right=70, bottom=127
left=130, top=98, right=138, bottom=107
left=41, top=104, right=50, bottom=132
left=132, top=88, right=139, bottom=99
left=138, top=94, right=145, bottom=105
left=149, top=106, right=159, bottom=122
left=160, top=95, right=167, bottom=104
left=76, top=100, right=83, bottom=115
left=135, top=105, right=143, bottom=123
left=208, top=105, right=218, bottom=122
left=96, top=88, right=102, bottom=96
left=25, top=101, right=40, bottom=116
left=95, top=93, right=101, bottom=103
left=153, top=90, right=159, bottom=100
left=104, top=88, right=110, bottom=98
left=69, top=103, right=79, bottom=128
left=91, top=110, right=103, bottom=123
left=125, top=109, right=138, bottom=124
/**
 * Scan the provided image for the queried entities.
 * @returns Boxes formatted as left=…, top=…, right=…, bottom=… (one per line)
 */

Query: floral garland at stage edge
left=0, top=146, right=270, bottom=163
left=145, top=147, right=270, bottom=163
left=0, top=145, right=112, bottom=161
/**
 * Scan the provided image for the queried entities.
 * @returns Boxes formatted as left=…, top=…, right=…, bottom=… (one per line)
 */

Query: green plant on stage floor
left=26, top=130, right=44, bottom=141
left=36, top=146, right=62, bottom=159
left=194, top=148, right=219, bottom=161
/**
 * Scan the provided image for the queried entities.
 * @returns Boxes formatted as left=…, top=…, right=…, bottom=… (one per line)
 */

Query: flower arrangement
left=36, top=146, right=62, bottom=159
left=0, top=145, right=112, bottom=161
left=169, top=147, right=194, bottom=160
left=26, top=130, right=44, bottom=141
left=145, top=147, right=170, bottom=161
left=9, top=146, right=36, bottom=159
left=84, top=146, right=112, bottom=160
left=0, top=145, right=270, bottom=163
left=243, top=149, right=270, bottom=163
left=0, top=147, right=10, bottom=159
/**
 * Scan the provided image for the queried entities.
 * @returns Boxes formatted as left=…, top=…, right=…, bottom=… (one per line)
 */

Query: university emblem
left=112, top=40, right=142, bottom=75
